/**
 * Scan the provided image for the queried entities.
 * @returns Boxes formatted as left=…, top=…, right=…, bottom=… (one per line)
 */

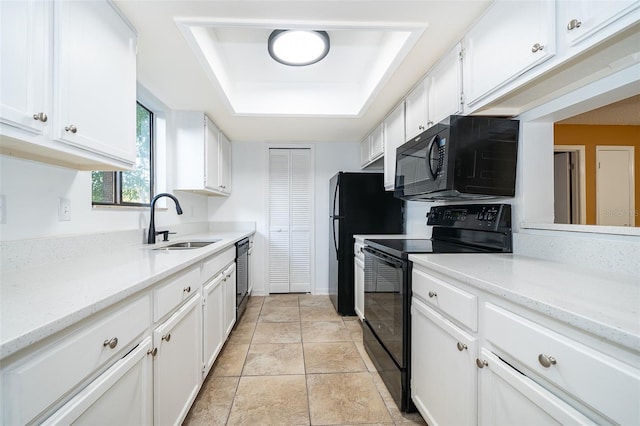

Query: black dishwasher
left=236, top=238, right=250, bottom=321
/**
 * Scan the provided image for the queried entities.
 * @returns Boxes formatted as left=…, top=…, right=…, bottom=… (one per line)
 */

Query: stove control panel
left=427, top=204, right=511, bottom=232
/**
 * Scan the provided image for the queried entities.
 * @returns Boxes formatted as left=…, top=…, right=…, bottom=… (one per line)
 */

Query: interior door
left=596, top=146, right=635, bottom=226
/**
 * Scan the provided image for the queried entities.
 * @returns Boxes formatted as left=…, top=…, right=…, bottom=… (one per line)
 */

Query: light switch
left=58, top=198, right=71, bottom=221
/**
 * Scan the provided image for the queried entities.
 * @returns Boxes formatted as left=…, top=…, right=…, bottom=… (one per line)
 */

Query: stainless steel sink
left=152, top=240, right=221, bottom=250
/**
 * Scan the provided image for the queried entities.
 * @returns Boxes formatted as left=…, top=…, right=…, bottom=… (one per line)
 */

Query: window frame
left=92, top=101, right=155, bottom=207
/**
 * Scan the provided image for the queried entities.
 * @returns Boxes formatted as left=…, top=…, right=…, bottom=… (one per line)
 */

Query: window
left=92, top=102, right=154, bottom=206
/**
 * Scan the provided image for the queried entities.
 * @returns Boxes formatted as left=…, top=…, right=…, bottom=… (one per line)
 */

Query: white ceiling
left=114, top=0, right=493, bottom=143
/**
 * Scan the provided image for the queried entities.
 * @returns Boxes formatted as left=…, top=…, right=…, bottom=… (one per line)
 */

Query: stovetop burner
left=364, top=238, right=492, bottom=259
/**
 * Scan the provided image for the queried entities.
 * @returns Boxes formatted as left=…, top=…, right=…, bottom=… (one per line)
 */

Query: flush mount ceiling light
left=268, top=30, right=330, bottom=66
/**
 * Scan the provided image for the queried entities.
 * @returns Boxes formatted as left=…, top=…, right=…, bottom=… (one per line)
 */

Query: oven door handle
left=362, top=247, right=404, bottom=269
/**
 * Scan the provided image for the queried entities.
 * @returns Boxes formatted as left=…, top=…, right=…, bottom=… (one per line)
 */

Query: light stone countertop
left=0, top=230, right=253, bottom=360
left=409, top=253, right=640, bottom=352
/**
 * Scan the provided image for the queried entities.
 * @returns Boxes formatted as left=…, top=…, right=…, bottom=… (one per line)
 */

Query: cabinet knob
left=428, top=291, right=437, bottom=298
left=161, top=333, right=171, bottom=342
left=418, top=125, right=425, bottom=130
left=456, top=342, right=467, bottom=351
left=427, top=121, right=433, bottom=126
left=183, top=286, right=191, bottom=293
left=567, top=19, right=582, bottom=30
left=102, top=337, right=118, bottom=349
left=531, top=43, right=544, bottom=53
left=147, top=347, right=158, bottom=356
left=475, top=358, right=488, bottom=369
left=537, top=353, right=557, bottom=368
left=65, top=125, right=78, bottom=134
left=32, top=112, right=48, bottom=122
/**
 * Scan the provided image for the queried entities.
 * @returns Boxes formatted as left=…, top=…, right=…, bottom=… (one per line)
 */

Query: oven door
left=363, top=246, right=408, bottom=367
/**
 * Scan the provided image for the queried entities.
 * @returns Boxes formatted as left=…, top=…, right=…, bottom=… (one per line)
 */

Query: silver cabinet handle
left=428, top=291, right=437, bottom=298
left=567, top=19, right=582, bottom=30
left=531, top=43, right=544, bottom=53
left=147, top=347, right=158, bottom=356
left=65, top=125, right=78, bottom=133
left=103, top=337, right=118, bottom=349
left=33, top=112, right=48, bottom=122
left=161, top=333, right=171, bottom=342
left=538, top=353, right=557, bottom=368
left=418, top=125, right=425, bottom=130
left=456, top=342, right=467, bottom=351
left=183, top=286, right=191, bottom=293
left=476, top=358, right=488, bottom=368
left=427, top=121, right=433, bottom=126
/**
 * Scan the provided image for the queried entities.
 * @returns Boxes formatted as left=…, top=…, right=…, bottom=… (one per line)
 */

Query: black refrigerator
left=329, top=172, right=404, bottom=315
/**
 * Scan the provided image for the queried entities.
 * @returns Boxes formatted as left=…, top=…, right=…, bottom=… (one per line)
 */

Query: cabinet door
left=561, top=0, right=640, bottom=48
left=428, top=43, right=462, bottom=124
left=464, top=0, right=555, bottom=107
left=223, top=263, right=237, bottom=338
left=405, top=79, right=428, bottom=140
left=203, top=274, right=225, bottom=377
left=370, top=123, right=384, bottom=161
left=218, top=132, right=232, bottom=194
left=52, top=0, right=136, bottom=165
left=204, top=116, right=220, bottom=192
left=0, top=0, right=48, bottom=134
left=411, top=298, right=477, bottom=426
left=354, top=257, right=364, bottom=321
left=42, top=337, right=153, bottom=426
left=383, top=103, right=405, bottom=190
left=154, top=295, right=202, bottom=426
left=477, top=349, right=595, bottom=425
left=360, top=135, right=371, bottom=167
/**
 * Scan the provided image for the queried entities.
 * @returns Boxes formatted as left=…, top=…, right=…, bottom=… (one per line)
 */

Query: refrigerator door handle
left=332, top=177, right=339, bottom=217
left=332, top=217, right=340, bottom=261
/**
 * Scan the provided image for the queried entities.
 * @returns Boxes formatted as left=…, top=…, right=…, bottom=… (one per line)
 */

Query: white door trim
left=554, top=145, right=587, bottom=224
left=596, top=145, right=635, bottom=226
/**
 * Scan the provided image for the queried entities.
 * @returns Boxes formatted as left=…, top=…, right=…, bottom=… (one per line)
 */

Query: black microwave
left=394, top=115, right=519, bottom=201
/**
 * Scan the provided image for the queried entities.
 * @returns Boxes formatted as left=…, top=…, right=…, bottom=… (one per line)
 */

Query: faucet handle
left=156, top=230, right=170, bottom=242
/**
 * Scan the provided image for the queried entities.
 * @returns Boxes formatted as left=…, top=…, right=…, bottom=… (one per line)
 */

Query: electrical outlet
left=58, top=198, right=71, bottom=221
left=0, top=194, right=6, bottom=224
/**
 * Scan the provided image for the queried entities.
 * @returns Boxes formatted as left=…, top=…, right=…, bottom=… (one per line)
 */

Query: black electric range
left=361, top=204, right=513, bottom=413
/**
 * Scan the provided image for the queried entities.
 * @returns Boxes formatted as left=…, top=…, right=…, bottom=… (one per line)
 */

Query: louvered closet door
left=268, top=148, right=312, bottom=293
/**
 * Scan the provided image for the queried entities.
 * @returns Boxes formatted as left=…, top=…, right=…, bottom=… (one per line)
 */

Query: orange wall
left=554, top=124, right=640, bottom=226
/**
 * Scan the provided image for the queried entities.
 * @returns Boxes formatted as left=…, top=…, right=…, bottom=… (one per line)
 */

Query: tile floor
left=183, top=294, right=425, bottom=425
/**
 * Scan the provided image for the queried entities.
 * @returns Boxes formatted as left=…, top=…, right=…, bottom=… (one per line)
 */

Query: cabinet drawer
left=485, top=303, right=640, bottom=425
left=202, top=246, right=235, bottom=283
left=412, top=268, right=478, bottom=331
left=154, top=266, right=200, bottom=322
left=2, top=296, right=149, bottom=425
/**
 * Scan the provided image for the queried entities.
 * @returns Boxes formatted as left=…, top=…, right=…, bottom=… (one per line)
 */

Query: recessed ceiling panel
left=177, top=20, right=425, bottom=116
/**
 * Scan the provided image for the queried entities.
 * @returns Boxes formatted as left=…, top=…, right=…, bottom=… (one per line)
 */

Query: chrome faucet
left=147, top=193, right=183, bottom=244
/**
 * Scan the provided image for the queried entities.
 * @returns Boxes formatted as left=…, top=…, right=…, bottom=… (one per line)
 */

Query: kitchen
left=1, top=0, right=639, bottom=425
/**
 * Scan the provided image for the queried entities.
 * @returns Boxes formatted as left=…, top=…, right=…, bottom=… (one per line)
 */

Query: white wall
left=208, top=141, right=360, bottom=295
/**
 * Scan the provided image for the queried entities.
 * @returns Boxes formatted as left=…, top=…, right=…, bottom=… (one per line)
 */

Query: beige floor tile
left=370, top=371, right=396, bottom=406
left=243, top=343, right=305, bottom=376
left=183, top=403, right=231, bottom=426
left=303, top=341, right=367, bottom=374
left=354, top=340, right=377, bottom=372
left=343, top=319, right=364, bottom=340
left=199, top=376, right=240, bottom=406
left=307, top=372, right=393, bottom=425
left=298, top=294, right=333, bottom=307
left=301, top=320, right=351, bottom=342
left=227, top=375, right=309, bottom=425
left=211, top=344, right=249, bottom=377
left=386, top=404, right=427, bottom=425
left=252, top=321, right=301, bottom=343
left=239, top=305, right=261, bottom=323
left=263, top=293, right=300, bottom=307
left=259, top=305, right=301, bottom=322
left=246, top=296, right=264, bottom=307
left=300, top=305, right=341, bottom=321
left=227, top=321, right=256, bottom=345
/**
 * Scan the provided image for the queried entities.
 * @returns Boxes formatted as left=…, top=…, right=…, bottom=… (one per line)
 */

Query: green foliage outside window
left=92, top=103, right=153, bottom=206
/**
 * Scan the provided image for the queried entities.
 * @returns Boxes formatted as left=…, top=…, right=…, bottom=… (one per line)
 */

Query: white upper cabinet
left=0, top=0, right=137, bottom=170
left=383, top=103, right=405, bottom=191
left=360, top=123, right=384, bottom=169
left=463, top=0, right=556, bottom=108
left=175, top=112, right=232, bottom=196
left=559, top=0, right=640, bottom=49
left=404, top=79, right=429, bottom=141
left=427, top=43, right=463, bottom=125
left=0, top=0, right=48, bottom=135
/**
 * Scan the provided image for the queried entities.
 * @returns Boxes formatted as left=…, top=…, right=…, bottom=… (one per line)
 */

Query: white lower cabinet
left=477, top=348, right=594, bottom=425
left=223, top=263, right=237, bottom=337
left=42, top=337, right=154, bottom=425
left=203, top=273, right=225, bottom=377
left=411, top=297, right=476, bottom=426
left=153, top=294, right=202, bottom=426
